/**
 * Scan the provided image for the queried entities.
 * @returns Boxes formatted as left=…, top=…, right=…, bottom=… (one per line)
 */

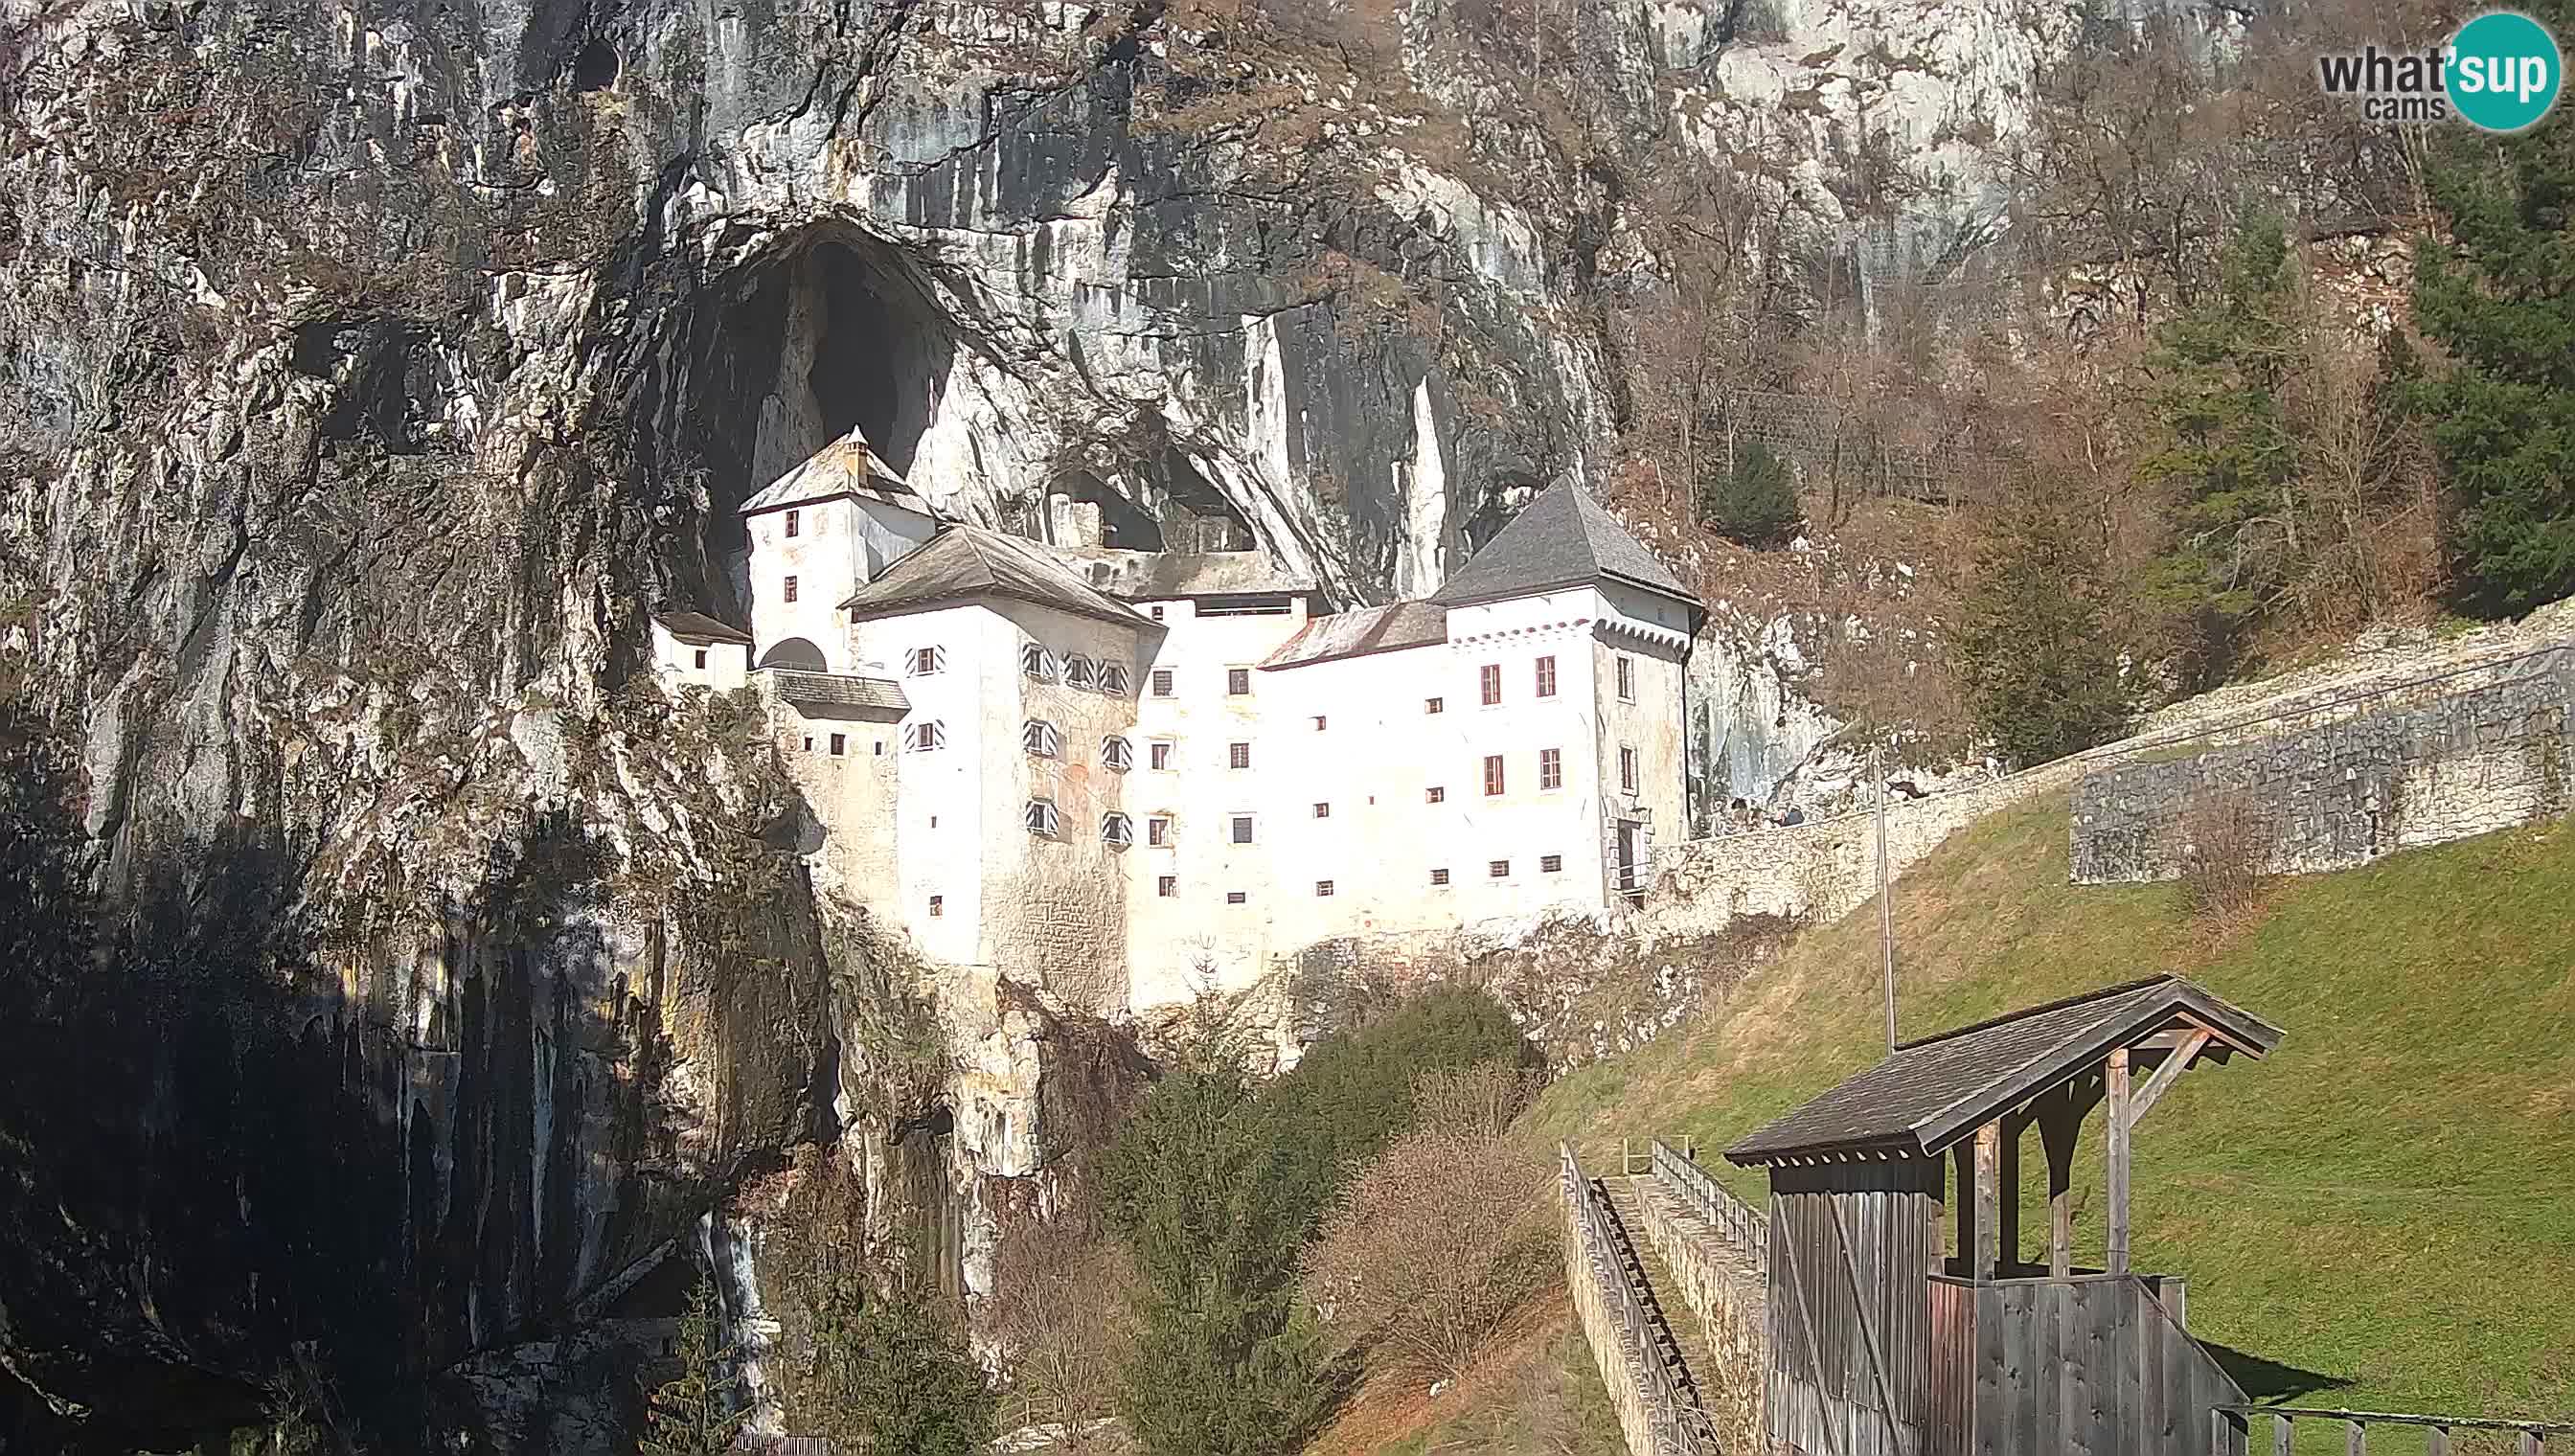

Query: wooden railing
left=1561, top=1143, right=1724, bottom=1455
left=1646, top=1138, right=1769, bottom=1280
left=2212, top=1406, right=2573, bottom=1454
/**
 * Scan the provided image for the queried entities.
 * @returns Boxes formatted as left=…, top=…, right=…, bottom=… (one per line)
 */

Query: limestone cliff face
left=0, top=0, right=2076, bottom=1442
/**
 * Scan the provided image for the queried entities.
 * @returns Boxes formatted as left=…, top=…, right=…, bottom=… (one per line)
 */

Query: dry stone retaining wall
left=1630, top=1176, right=1769, bottom=1453
left=2070, top=647, right=2575, bottom=883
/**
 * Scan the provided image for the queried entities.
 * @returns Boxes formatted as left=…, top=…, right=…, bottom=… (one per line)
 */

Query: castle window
left=1025, top=799, right=1060, bottom=836
left=1312, top=715, right=1327, bottom=731
left=903, top=721, right=946, bottom=752
left=1315, top=880, right=1334, bottom=898
left=1151, top=604, right=1166, bottom=621
left=1102, top=736, right=1133, bottom=771
left=694, top=649, right=708, bottom=670
left=829, top=734, right=847, bottom=757
left=1227, top=668, right=1251, bottom=695
left=1229, top=741, right=1250, bottom=770
left=1226, top=890, right=1247, bottom=904
left=1150, top=740, right=1174, bottom=771
left=1100, top=662, right=1130, bottom=694
left=1425, top=696, right=1444, bottom=714
left=785, top=509, right=800, bottom=537
left=1149, top=816, right=1172, bottom=847
left=1023, top=719, right=1061, bottom=758
left=1158, top=876, right=1177, bottom=897
left=1151, top=670, right=1174, bottom=697
left=1021, top=643, right=1056, bottom=682
left=1621, top=745, right=1639, bottom=794
left=928, top=895, right=944, bottom=918
left=1483, top=755, right=1505, bottom=796
left=1489, top=859, right=1510, bottom=878
left=1541, top=854, right=1563, bottom=874
left=802, top=736, right=813, bottom=752
left=1064, top=654, right=1097, bottom=690
left=1312, top=802, right=1330, bottom=819
left=1102, top=812, right=1134, bottom=847
left=907, top=646, right=946, bottom=675
left=1536, top=654, right=1557, bottom=697
left=1230, top=815, right=1254, bottom=845
left=784, top=576, right=799, bottom=603
left=1430, top=868, right=1450, bottom=886
left=1540, top=748, right=1562, bottom=791
left=1480, top=663, right=1501, bottom=705
left=1616, top=655, right=1635, bottom=702
left=1426, top=786, right=1445, bottom=804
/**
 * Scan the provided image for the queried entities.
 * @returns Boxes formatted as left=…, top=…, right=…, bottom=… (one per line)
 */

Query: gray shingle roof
left=1050, top=547, right=1318, bottom=601
left=654, top=610, right=753, bottom=646
left=1724, top=976, right=2282, bottom=1166
left=839, top=528, right=1152, bottom=631
left=768, top=671, right=908, bottom=714
left=741, top=425, right=930, bottom=517
left=1428, top=480, right=1697, bottom=610
left=1263, top=601, right=1448, bottom=670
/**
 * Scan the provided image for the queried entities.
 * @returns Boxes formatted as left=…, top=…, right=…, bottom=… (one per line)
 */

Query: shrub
left=1299, top=1063, right=1551, bottom=1383
left=1262, top=985, right=1538, bottom=1232
left=1697, top=440, right=1802, bottom=545
left=2173, top=793, right=2275, bottom=921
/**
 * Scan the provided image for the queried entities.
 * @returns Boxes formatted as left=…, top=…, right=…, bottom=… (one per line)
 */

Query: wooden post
left=2041, top=1090, right=2079, bottom=1278
left=1973, top=1121, right=2002, bottom=1281
left=2107, top=1047, right=2132, bottom=1275
left=1953, top=1141, right=1977, bottom=1278
left=1997, top=1113, right=2021, bottom=1276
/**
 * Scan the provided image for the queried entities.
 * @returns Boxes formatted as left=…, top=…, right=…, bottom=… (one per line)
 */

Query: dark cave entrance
left=649, top=230, right=956, bottom=609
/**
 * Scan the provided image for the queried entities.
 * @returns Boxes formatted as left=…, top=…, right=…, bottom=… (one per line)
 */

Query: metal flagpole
left=1877, top=741, right=1896, bottom=1053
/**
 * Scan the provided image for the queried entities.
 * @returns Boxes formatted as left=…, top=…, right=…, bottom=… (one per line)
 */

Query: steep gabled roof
left=1725, top=976, right=2283, bottom=1167
left=838, top=528, right=1152, bottom=631
left=1428, top=480, right=1696, bottom=611
left=1263, top=601, right=1448, bottom=670
left=653, top=610, right=753, bottom=646
left=741, top=426, right=929, bottom=517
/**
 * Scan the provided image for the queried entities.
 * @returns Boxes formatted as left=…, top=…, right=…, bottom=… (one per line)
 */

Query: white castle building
left=652, top=425, right=1706, bottom=1016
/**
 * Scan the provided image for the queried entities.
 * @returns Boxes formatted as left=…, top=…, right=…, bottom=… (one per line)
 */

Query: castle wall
left=746, top=498, right=869, bottom=671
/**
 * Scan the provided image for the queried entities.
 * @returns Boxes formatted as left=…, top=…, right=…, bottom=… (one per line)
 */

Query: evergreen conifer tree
left=2409, top=40, right=2575, bottom=614
left=639, top=1273, right=749, bottom=1456
left=1698, top=439, right=1803, bottom=545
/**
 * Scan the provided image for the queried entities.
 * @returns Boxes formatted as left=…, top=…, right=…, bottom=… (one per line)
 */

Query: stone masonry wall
left=2070, top=647, right=2575, bottom=883
left=1631, top=1178, right=1769, bottom=1454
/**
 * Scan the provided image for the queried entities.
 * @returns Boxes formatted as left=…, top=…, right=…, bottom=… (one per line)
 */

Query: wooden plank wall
left=1920, top=1273, right=2247, bottom=1456
left=1766, top=1160, right=1945, bottom=1455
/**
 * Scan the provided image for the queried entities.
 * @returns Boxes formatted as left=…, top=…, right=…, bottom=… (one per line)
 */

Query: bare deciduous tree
left=1298, top=1062, right=1550, bottom=1385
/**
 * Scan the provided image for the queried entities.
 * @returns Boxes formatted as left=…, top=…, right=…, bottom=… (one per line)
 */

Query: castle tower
left=740, top=424, right=937, bottom=673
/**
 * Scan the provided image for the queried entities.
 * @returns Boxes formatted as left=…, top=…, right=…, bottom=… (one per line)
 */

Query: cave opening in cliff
left=1152, top=446, right=1253, bottom=553
left=665, top=230, right=957, bottom=598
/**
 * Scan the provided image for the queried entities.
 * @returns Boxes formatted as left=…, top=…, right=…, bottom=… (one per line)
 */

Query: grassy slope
left=1303, top=1279, right=1628, bottom=1456
left=1526, top=795, right=2575, bottom=1419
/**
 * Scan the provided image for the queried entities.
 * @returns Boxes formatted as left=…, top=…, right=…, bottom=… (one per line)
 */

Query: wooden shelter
left=1724, top=975, right=2283, bottom=1456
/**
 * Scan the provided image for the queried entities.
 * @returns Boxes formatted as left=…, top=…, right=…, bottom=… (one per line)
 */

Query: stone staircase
left=1602, top=1175, right=1723, bottom=1421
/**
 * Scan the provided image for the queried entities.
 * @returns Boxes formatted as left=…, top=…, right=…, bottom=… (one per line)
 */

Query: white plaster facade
left=710, top=451, right=1704, bottom=1018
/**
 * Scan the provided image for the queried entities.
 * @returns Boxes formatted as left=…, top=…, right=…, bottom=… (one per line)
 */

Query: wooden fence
left=2211, top=1407, right=2574, bottom=1454
left=1647, top=1138, right=1770, bottom=1280
left=1925, top=1271, right=2245, bottom=1456
left=1561, top=1143, right=1724, bottom=1456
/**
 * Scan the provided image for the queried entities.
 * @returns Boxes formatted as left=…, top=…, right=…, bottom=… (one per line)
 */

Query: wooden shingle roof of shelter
left=1725, top=976, right=2282, bottom=1167
left=1428, top=478, right=1698, bottom=613
left=838, top=528, right=1152, bottom=631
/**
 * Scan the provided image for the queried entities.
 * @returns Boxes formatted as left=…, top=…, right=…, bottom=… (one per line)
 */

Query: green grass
left=1528, top=795, right=2575, bottom=1421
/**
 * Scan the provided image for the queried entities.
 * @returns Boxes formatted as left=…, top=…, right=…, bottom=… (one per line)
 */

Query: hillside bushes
left=1079, top=985, right=1538, bottom=1456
